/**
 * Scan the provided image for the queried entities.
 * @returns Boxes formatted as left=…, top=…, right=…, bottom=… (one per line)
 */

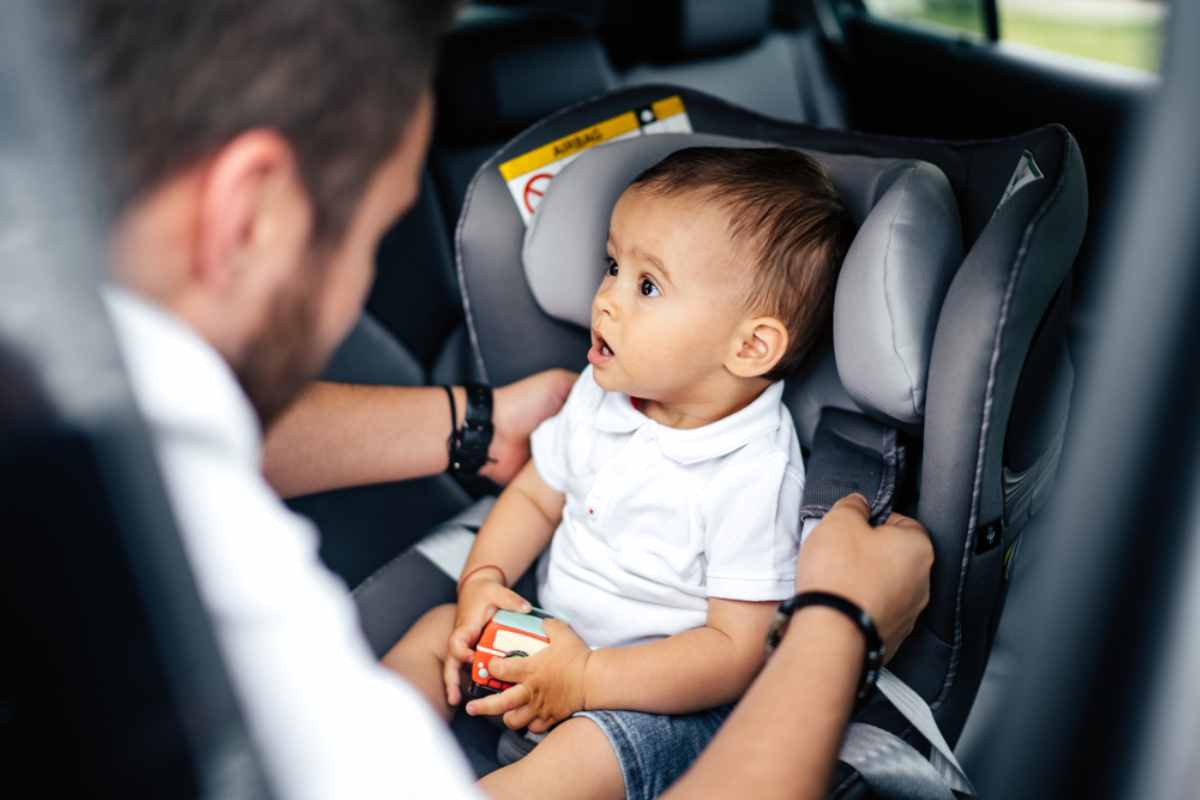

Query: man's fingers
left=486, top=654, right=530, bottom=683
left=528, top=717, right=553, bottom=734
left=883, top=511, right=924, bottom=531
left=502, top=705, right=537, bottom=731
left=828, top=493, right=871, bottom=522
left=466, top=683, right=529, bottom=717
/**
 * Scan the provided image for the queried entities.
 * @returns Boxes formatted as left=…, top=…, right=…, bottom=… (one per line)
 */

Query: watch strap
left=447, top=383, right=494, bottom=475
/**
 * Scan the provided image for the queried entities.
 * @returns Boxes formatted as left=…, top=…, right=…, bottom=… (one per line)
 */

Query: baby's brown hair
left=628, top=147, right=855, bottom=379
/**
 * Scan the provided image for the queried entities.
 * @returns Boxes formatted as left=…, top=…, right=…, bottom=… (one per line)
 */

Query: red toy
left=468, top=609, right=552, bottom=698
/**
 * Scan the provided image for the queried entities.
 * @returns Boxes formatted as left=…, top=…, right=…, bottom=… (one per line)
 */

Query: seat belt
left=801, top=410, right=975, bottom=799
left=837, top=671, right=975, bottom=799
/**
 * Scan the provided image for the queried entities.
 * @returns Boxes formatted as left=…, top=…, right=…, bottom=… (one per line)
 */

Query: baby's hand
left=464, top=618, right=591, bottom=733
left=443, top=572, right=532, bottom=707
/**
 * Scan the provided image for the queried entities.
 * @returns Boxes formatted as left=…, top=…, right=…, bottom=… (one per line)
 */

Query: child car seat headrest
left=523, top=133, right=962, bottom=428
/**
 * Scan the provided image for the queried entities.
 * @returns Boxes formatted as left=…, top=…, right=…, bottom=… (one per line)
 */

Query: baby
left=385, top=147, right=854, bottom=800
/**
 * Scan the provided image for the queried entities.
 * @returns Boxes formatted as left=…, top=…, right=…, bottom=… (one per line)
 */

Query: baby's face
left=590, top=186, right=751, bottom=402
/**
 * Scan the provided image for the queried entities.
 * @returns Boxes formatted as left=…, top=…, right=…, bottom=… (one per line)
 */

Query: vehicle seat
left=452, top=84, right=1086, bottom=793
left=364, top=4, right=616, bottom=385
left=602, top=0, right=848, bottom=127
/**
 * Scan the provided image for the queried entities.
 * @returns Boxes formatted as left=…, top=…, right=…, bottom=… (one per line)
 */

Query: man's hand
left=443, top=573, right=532, bottom=707
left=463, top=619, right=591, bottom=733
left=481, top=370, right=577, bottom=485
left=795, top=494, right=933, bottom=659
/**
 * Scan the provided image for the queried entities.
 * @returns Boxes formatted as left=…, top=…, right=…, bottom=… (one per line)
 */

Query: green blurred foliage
left=866, top=1, right=1162, bottom=72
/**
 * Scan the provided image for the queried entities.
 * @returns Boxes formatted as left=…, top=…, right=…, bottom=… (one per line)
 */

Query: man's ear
left=194, top=130, right=312, bottom=294
left=727, top=316, right=789, bottom=378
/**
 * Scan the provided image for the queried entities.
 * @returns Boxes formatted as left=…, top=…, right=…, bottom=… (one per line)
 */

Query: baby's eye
left=605, top=256, right=618, bottom=277
left=640, top=278, right=660, bottom=297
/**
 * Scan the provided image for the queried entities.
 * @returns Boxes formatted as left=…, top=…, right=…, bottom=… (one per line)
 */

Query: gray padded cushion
left=436, top=10, right=614, bottom=144
left=524, top=133, right=962, bottom=426
left=675, top=0, right=772, bottom=55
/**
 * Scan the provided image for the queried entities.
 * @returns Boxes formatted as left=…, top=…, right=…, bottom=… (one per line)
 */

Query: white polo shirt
left=531, top=366, right=805, bottom=649
left=105, top=289, right=478, bottom=800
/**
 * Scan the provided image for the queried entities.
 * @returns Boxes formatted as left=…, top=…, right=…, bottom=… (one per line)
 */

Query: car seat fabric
left=452, top=84, right=1087, bottom=793
left=603, top=0, right=848, bottom=127
left=366, top=6, right=616, bottom=383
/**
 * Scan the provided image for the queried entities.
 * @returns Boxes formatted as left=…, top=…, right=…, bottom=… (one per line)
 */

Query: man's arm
left=663, top=494, right=934, bottom=800
left=262, top=370, right=575, bottom=497
left=661, top=606, right=862, bottom=800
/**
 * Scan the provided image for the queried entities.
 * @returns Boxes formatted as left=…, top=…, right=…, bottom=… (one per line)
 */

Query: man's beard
left=233, top=267, right=329, bottom=430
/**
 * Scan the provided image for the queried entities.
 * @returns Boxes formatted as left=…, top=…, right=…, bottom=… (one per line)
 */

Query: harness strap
left=802, top=410, right=973, bottom=797
left=799, top=409, right=906, bottom=527
left=837, top=670, right=975, bottom=798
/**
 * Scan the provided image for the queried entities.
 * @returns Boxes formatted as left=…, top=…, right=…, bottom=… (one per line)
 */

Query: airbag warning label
left=499, top=95, right=692, bottom=225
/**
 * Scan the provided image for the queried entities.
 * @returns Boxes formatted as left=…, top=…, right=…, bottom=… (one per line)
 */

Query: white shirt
left=531, top=366, right=805, bottom=649
left=105, top=289, right=478, bottom=800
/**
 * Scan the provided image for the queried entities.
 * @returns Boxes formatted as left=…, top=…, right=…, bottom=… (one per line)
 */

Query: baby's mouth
left=588, top=330, right=615, bottom=366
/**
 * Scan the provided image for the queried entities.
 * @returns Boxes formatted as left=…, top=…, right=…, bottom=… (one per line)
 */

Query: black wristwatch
left=443, top=383, right=495, bottom=476
left=766, top=591, right=885, bottom=711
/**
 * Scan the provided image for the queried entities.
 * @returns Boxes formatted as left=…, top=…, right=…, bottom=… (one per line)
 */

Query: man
left=77, top=1, right=932, bottom=798
left=85, top=1, right=486, bottom=796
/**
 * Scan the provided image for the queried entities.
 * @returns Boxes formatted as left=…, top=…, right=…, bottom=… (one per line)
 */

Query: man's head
left=74, top=0, right=457, bottom=423
left=590, top=147, right=853, bottom=401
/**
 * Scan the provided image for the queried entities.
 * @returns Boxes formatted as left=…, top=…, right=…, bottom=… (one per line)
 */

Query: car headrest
left=603, top=0, right=773, bottom=61
left=523, top=133, right=961, bottom=427
left=436, top=9, right=614, bottom=144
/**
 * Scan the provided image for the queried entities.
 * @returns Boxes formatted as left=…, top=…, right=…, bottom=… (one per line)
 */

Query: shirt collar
left=104, top=286, right=262, bottom=467
left=593, top=380, right=785, bottom=465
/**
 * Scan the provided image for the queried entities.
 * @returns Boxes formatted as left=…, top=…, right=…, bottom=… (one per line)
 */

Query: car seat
left=450, top=84, right=1086, bottom=795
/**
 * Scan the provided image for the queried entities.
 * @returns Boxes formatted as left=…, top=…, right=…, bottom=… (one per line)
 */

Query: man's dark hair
left=69, top=0, right=458, bottom=241
left=629, top=147, right=855, bottom=379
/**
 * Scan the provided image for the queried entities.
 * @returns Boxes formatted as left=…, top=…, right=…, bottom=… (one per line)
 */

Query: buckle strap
left=799, top=408, right=907, bottom=526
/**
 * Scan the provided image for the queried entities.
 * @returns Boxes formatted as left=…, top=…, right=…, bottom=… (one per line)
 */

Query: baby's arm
left=583, top=598, right=777, bottom=714
left=443, top=460, right=564, bottom=703
left=460, top=458, right=564, bottom=586
left=468, top=598, right=777, bottom=728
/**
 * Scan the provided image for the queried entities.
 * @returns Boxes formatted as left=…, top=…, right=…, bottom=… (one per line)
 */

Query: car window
left=862, top=0, right=1166, bottom=73
left=862, top=0, right=987, bottom=38
left=996, top=0, right=1164, bottom=73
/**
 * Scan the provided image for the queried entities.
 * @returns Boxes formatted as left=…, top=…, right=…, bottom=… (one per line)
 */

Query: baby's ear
left=727, top=316, right=788, bottom=379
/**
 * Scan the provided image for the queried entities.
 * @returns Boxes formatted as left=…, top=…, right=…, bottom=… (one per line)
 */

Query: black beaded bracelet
left=442, top=384, right=495, bottom=476
left=766, top=591, right=885, bottom=711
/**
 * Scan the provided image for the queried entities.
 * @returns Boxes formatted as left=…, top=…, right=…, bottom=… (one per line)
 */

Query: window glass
left=997, top=0, right=1165, bottom=73
left=862, top=0, right=986, bottom=38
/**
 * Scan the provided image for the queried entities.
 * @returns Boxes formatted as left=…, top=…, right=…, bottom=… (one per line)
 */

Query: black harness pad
left=800, top=409, right=907, bottom=526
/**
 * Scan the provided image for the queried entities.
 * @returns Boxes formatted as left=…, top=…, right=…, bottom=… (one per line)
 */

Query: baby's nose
left=594, top=287, right=616, bottom=318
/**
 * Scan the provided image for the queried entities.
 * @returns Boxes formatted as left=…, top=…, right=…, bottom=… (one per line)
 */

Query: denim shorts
left=575, top=704, right=734, bottom=800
